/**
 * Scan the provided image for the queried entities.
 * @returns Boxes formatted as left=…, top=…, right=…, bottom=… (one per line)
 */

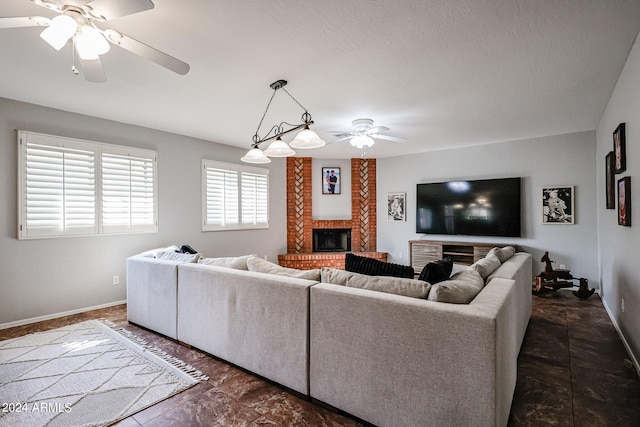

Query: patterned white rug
left=0, top=319, right=207, bottom=427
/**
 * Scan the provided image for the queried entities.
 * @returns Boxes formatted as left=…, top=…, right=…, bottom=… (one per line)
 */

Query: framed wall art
left=605, top=151, right=615, bottom=209
left=387, top=192, right=406, bottom=222
left=613, top=123, right=626, bottom=174
left=322, top=167, right=341, bottom=194
left=542, top=186, right=574, bottom=224
left=618, top=177, right=631, bottom=226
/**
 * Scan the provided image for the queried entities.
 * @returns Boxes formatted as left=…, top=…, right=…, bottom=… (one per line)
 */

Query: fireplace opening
left=313, top=229, right=351, bottom=252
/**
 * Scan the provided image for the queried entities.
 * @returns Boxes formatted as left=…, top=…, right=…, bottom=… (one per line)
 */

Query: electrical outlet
left=113, top=276, right=119, bottom=286
left=621, top=298, right=625, bottom=313
left=399, top=252, right=403, bottom=259
left=559, top=264, right=566, bottom=270
left=264, top=254, right=268, bottom=262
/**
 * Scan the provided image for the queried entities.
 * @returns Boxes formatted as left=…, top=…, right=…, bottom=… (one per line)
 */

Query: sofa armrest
left=310, top=279, right=517, bottom=427
left=126, top=255, right=181, bottom=339
left=177, top=264, right=317, bottom=395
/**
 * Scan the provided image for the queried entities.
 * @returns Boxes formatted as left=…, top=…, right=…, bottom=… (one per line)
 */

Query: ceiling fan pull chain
left=71, top=39, right=79, bottom=75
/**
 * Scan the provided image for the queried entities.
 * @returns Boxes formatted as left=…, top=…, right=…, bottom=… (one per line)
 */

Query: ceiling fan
left=0, top=0, right=190, bottom=82
left=332, top=118, right=407, bottom=150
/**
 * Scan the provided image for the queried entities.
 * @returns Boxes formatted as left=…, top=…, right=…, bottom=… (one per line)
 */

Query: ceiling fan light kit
left=39, top=14, right=75, bottom=50
left=242, top=79, right=326, bottom=164
left=1, top=0, right=190, bottom=82
left=350, top=135, right=375, bottom=149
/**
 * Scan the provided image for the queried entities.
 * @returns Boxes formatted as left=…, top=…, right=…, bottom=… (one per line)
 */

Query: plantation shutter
left=205, top=166, right=239, bottom=228
left=18, top=131, right=158, bottom=239
left=20, top=136, right=97, bottom=238
left=241, top=172, right=269, bottom=226
left=202, top=160, right=269, bottom=231
left=102, top=151, right=157, bottom=233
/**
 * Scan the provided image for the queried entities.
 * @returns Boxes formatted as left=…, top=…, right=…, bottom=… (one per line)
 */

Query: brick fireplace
left=278, top=157, right=387, bottom=269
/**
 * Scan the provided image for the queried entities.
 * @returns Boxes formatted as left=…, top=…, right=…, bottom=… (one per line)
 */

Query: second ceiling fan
left=332, top=118, right=407, bottom=151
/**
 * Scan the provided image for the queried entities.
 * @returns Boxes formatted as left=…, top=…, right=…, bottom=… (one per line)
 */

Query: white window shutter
left=203, top=160, right=268, bottom=231
left=102, top=151, right=157, bottom=234
left=21, top=140, right=96, bottom=238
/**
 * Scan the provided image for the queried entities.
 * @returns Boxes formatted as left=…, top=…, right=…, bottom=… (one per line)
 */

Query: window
left=18, top=131, right=157, bottom=239
left=202, top=159, right=269, bottom=231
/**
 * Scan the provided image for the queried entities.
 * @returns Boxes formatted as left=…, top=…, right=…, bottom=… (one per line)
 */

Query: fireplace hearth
left=313, top=229, right=351, bottom=252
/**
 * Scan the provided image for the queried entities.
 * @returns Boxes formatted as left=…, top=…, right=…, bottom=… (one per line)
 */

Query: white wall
left=596, top=31, right=640, bottom=365
left=312, top=158, right=352, bottom=219
left=0, top=97, right=287, bottom=326
left=377, top=131, right=599, bottom=290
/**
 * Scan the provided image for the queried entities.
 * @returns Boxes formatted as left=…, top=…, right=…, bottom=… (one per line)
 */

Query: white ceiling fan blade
left=104, top=29, right=190, bottom=75
left=80, top=57, right=107, bottom=82
left=332, top=135, right=353, bottom=143
left=367, top=126, right=390, bottom=134
left=0, top=16, right=49, bottom=29
left=86, top=0, right=154, bottom=21
left=370, top=134, right=407, bottom=143
left=331, top=132, right=355, bottom=138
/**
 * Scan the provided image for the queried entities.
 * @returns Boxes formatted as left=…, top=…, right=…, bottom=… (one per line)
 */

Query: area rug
left=0, top=319, right=207, bottom=427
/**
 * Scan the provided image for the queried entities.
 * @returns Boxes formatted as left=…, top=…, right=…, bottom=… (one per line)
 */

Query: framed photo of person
left=387, top=192, right=406, bottom=222
left=618, top=177, right=631, bottom=226
left=613, top=123, right=626, bottom=174
left=322, top=167, right=341, bottom=194
left=542, top=186, right=574, bottom=224
left=605, top=151, right=615, bottom=209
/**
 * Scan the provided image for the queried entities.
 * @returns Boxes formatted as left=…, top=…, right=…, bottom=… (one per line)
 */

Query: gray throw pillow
left=470, top=253, right=502, bottom=280
left=248, top=257, right=321, bottom=281
left=347, top=274, right=431, bottom=299
left=320, top=267, right=356, bottom=285
left=198, top=254, right=257, bottom=270
left=427, top=269, right=484, bottom=304
left=488, top=246, right=516, bottom=263
left=155, top=251, right=201, bottom=263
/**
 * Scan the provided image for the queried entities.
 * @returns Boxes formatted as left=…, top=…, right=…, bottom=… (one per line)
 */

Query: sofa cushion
left=427, top=269, right=484, bottom=304
left=418, top=257, right=453, bottom=284
left=248, top=257, right=321, bottom=281
left=198, top=254, right=256, bottom=270
left=345, top=253, right=414, bottom=278
left=488, top=246, right=516, bottom=263
left=470, top=253, right=502, bottom=280
left=347, top=273, right=431, bottom=298
left=155, top=251, right=201, bottom=263
left=320, top=267, right=355, bottom=286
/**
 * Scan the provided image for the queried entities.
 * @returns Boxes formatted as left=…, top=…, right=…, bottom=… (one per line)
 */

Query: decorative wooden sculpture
left=533, top=252, right=594, bottom=298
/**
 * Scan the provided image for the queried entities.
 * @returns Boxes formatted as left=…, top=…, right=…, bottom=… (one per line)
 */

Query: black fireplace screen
left=313, top=229, right=352, bottom=252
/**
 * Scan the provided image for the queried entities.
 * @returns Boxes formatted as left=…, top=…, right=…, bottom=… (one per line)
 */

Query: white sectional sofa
left=310, top=252, right=532, bottom=427
left=126, top=248, right=532, bottom=427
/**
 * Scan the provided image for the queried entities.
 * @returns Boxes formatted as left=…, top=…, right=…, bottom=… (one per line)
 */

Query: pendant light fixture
left=242, top=79, right=326, bottom=164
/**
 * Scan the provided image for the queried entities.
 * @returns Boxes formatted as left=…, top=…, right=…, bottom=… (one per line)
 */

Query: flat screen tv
left=416, top=177, right=521, bottom=237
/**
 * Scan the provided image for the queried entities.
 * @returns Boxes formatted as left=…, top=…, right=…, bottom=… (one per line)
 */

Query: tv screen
left=416, top=177, right=521, bottom=237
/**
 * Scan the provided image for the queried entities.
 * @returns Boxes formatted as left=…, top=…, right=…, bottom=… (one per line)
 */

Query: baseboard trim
left=0, top=300, right=127, bottom=330
left=602, top=297, right=640, bottom=377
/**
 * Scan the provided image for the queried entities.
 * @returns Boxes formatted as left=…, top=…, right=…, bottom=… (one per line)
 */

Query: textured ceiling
left=1, top=0, right=639, bottom=159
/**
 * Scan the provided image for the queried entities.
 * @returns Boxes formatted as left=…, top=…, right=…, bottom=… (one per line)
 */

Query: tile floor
left=1, top=291, right=639, bottom=426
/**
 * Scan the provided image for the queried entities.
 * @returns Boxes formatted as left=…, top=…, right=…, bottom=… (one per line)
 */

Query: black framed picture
left=618, top=177, right=631, bottom=226
left=542, top=186, right=574, bottom=224
left=322, top=167, right=340, bottom=194
left=613, top=123, right=626, bottom=174
left=606, top=151, right=615, bottom=209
